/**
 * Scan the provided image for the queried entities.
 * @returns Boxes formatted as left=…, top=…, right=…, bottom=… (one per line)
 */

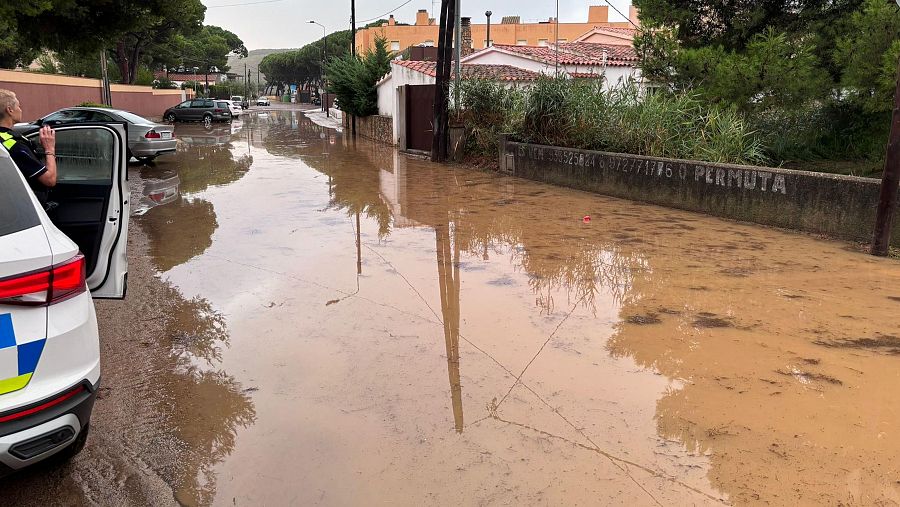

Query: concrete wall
left=0, top=69, right=187, bottom=120
left=377, top=75, right=394, bottom=117
left=500, top=138, right=900, bottom=246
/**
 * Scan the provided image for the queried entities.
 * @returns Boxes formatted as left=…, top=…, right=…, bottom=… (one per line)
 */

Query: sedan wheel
left=164, top=113, right=176, bottom=122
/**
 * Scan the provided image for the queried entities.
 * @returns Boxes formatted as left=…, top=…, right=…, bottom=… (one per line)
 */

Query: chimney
left=388, top=14, right=396, bottom=26
left=588, top=5, right=609, bottom=24
left=628, top=6, right=640, bottom=28
left=460, top=17, right=473, bottom=57
left=416, top=9, right=429, bottom=26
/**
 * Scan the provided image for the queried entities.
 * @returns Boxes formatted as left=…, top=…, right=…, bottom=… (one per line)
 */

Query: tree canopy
left=1, top=0, right=246, bottom=85
left=325, top=37, right=392, bottom=117
left=632, top=0, right=890, bottom=111
left=258, top=19, right=388, bottom=93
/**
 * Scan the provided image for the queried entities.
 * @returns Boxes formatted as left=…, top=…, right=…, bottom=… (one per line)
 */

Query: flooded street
left=3, top=105, right=900, bottom=505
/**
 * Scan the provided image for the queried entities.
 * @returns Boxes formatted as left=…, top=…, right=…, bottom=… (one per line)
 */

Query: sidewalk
left=303, top=109, right=343, bottom=132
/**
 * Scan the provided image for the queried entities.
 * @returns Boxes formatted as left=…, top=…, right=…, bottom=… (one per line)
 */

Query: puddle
left=120, top=109, right=900, bottom=505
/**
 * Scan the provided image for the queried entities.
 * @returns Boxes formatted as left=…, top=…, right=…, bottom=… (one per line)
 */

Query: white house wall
left=462, top=52, right=548, bottom=74
left=377, top=75, right=393, bottom=116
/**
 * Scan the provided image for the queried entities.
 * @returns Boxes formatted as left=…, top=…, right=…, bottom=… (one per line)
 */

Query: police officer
left=0, top=89, right=56, bottom=206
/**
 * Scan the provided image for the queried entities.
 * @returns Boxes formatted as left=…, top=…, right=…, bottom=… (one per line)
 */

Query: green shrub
left=459, top=76, right=768, bottom=166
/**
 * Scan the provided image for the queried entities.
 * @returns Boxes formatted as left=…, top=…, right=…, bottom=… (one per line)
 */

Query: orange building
left=355, top=5, right=639, bottom=54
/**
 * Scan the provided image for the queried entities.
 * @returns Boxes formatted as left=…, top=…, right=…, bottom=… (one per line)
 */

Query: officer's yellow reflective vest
left=0, top=131, right=16, bottom=151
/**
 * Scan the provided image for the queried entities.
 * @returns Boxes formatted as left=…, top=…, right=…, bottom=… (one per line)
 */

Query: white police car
left=0, top=123, right=128, bottom=475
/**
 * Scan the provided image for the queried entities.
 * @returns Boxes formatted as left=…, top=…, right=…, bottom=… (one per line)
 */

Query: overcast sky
left=201, top=0, right=633, bottom=50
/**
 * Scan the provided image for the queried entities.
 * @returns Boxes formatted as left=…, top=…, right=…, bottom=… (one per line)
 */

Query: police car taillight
left=0, top=254, right=86, bottom=306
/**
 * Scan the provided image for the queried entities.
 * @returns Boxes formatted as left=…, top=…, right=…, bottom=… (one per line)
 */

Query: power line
left=603, top=0, right=638, bottom=28
left=358, top=0, right=414, bottom=24
left=207, top=0, right=282, bottom=8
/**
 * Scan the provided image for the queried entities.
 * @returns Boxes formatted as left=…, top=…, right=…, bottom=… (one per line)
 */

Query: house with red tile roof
left=460, top=42, right=640, bottom=89
left=375, top=59, right=541, bottom=145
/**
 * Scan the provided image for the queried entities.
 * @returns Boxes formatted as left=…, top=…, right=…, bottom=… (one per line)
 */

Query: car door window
left=53, top=128, right=116, bottom=182
left=202, top=99, right=214, bottom=108
left=176, top=101, right=191, bottom=109
left=189, top=100, right=206, bottom=108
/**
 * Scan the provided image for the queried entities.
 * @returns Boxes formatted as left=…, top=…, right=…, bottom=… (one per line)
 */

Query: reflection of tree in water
left=138, top=135, right=253, bottom=272
left=140, top=198, right=218, bottom=272
left=266, top=122, right=394, bottom=237
left=155, top=280, right=256, bottom=507
left=393, top=162, right=644, bottom=315
left=171, top=142, right=253, bottom=194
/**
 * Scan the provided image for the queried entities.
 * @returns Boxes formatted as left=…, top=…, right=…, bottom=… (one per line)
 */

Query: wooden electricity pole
left=351, top=0, right=357, bottom=136
left=432, top=0, right=456, bottom=162
left=872, top=55, right=900, bottom=256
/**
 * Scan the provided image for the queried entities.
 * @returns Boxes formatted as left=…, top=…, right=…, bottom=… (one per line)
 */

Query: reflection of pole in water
left=356, top=211, right=362, bottom=275
left=435, top=221, right=463, bottom=432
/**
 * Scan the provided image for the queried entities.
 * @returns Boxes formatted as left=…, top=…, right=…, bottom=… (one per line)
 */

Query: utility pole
left=485, top=11, right=492, bottom=48
left=432, top=0, right=456, bottom=162
left=351, top=0, right=357, bottom=135
left=872, top=55, right=900, bottom=256
left=555, top=0, right=559, bottom=76
left=453, top=0, right=461, bottom=111
left=99, top=50, right=112, bottom=106
left=244, top=63, right=248, bottom=98
left=310, top=20, right=328, bottom=116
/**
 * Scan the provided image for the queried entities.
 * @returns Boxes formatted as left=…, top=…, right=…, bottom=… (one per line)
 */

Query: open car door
left=24, top=123, right=129, bottom=298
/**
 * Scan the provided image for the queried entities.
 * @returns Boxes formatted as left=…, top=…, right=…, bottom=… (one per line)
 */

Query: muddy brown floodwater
left=2, top=106, right=900, bottom=506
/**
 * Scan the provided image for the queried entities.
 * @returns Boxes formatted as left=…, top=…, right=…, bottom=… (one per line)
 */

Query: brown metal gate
left=405, top=84, right=435, bottom=152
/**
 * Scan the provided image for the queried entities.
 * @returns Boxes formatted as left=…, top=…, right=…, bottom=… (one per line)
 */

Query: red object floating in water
left=583, top=215, right=591, bottom=223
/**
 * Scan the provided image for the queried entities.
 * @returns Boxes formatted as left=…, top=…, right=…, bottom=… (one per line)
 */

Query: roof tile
left=393, top=60, right=541, bottom=81
left=489, top=42, right=638, bottom=67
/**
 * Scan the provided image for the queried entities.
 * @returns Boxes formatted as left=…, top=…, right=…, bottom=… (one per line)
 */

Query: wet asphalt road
left=2, top=105, right=900, bottom=505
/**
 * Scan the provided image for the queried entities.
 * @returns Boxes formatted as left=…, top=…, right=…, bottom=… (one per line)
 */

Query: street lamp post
left=485, top=11, right=492, bottom=48
left=309, top=20, right=328, bottom=117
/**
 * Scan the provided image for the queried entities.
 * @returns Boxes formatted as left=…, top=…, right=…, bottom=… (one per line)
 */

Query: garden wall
left=350, top=114, right=394, bottom=145
left=0, top=69, right=188, bottom=120
left=500, top=136, right=900, bottom=246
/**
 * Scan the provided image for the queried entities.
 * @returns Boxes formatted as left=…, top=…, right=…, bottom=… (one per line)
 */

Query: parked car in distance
left=163, top=99, right=232, bottom=127
left=21, top=107, right=175, bottom=163
left=230, top=95, right=248, bottom=109
left=256, top=96, right=271, bottom=106
left=0, top=122, right=129, bottom=477
left=221, top=100, right=242, bottom=117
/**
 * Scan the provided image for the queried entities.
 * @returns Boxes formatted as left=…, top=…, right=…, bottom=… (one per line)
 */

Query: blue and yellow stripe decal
left=0, top=314, right=45, bottom=396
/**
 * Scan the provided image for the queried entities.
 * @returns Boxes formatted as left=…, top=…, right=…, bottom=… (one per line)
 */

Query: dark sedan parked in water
left=163, top=99, right=233, bottom=126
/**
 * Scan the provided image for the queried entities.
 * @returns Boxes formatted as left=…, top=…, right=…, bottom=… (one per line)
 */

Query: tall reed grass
left=457, top=76, right=768, bottom=166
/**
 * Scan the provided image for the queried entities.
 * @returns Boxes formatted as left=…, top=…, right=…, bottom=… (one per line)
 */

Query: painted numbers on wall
left=517, top=145, right=788, bottom=195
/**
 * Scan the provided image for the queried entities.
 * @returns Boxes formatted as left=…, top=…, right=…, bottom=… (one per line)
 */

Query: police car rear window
left=0, top=160, right=41, bottom=237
